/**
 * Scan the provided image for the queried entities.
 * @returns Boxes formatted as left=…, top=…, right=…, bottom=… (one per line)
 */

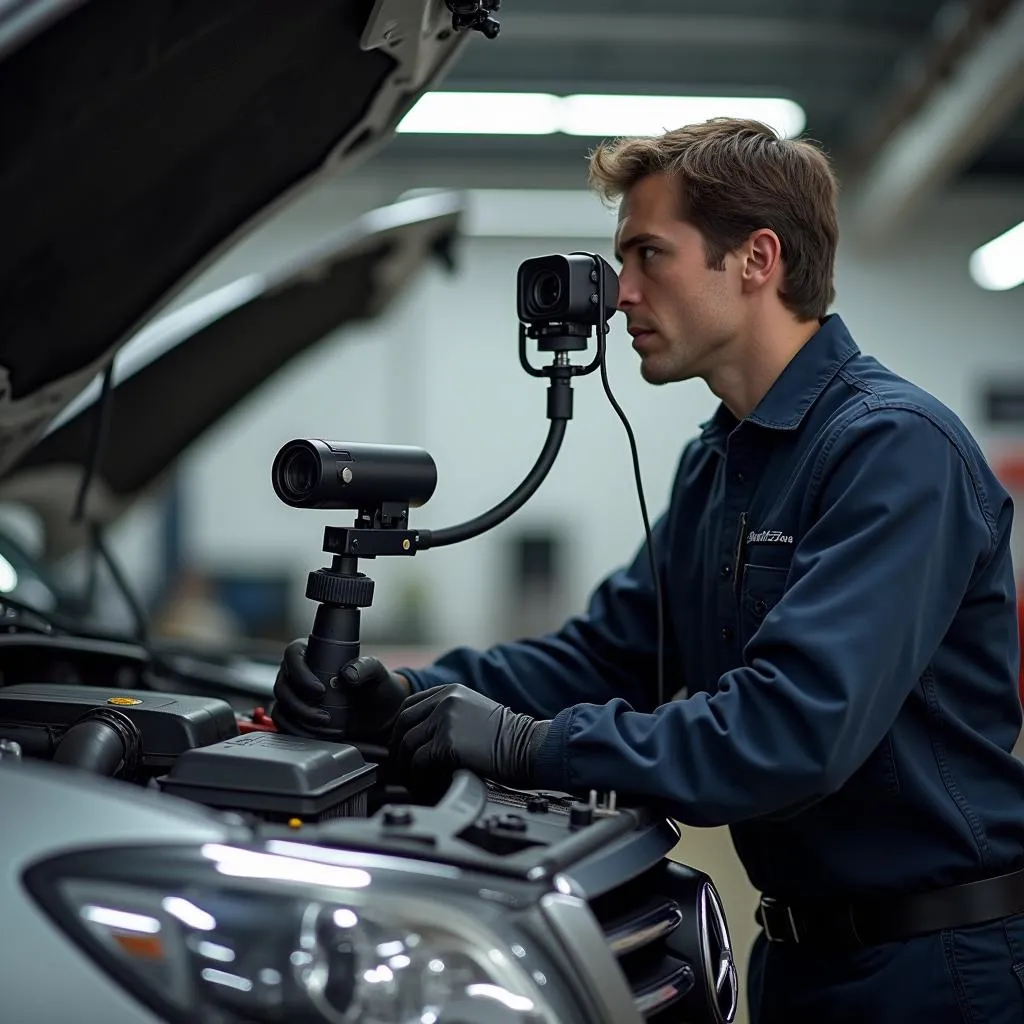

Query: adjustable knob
left=569, top=802, right=594, bottom=829
left=382, top=806, right=414, bottom=827
left=305, top=569, right=375, bottom=607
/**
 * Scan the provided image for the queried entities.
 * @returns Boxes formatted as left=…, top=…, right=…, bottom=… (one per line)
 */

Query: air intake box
left=0, top=684, right=237, bottom=770
left=157, top=731, right=377, bottom=822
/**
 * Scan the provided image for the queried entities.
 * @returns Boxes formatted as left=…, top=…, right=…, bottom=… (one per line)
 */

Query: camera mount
left=446, top=0, right=501, bottom=39
left=273, top=253, right=619, bottom=733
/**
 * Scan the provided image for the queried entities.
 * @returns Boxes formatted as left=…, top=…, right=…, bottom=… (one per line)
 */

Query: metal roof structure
left=380, top=0, right=1024, bottom=246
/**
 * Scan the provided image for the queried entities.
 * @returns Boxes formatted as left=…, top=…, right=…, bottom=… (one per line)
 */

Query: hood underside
left=0, top=0, right=469, bottom=480
left=0, top=191, right=465, bottom=559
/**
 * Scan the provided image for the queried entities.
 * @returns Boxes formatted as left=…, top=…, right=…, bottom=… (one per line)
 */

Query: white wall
left=104, top=171, right=1024, bottom=647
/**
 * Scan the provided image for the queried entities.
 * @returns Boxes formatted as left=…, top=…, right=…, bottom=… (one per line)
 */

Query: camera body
left=516, top=253, right=619, bottom=351
left=272, top=439, right=437, bottom=512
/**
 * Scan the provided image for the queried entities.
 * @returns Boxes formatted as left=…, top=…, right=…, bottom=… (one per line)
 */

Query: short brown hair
left=588, top=117, right=839, bottom=321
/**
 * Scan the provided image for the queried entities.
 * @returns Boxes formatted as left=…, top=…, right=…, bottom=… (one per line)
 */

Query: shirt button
left=720, top=564, right=732, bottom=579
left=721, top=626, right=733, bottom=641
left=753, top=599, right=767, bottom=617
left=734, top=471, right=746, bottom=483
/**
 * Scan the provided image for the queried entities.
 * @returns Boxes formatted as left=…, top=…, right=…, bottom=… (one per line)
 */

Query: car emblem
left=699, top=878, right=739, bottom=1023
left=106, top=696, right=142, bottom=706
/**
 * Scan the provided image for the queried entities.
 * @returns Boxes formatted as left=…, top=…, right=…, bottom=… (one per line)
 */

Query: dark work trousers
left=746, top=914, right=1024, bottom=1023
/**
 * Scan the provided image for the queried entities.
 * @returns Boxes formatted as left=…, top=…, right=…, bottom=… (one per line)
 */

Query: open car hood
left=0, top=190, right=465, bottom=559
left=0, top=0, right=471, bottom=484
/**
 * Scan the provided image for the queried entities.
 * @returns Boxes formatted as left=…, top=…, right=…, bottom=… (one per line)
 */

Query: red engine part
left=237, top=706, right=278, bottom=733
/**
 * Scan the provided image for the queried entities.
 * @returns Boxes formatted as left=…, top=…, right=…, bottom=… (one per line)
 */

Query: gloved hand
left=390, top=683, right=550, bottom=792
left=271, top=641, right=409, bottom=742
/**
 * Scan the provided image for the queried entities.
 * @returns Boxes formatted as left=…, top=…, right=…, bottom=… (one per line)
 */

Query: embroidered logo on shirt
left=747, top=529, right=794, bottom=545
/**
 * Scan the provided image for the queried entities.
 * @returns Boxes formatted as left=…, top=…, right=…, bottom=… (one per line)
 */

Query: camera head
left=272, top=440, right=437, bottom=515
left=517, top=253, right=619, bottom=353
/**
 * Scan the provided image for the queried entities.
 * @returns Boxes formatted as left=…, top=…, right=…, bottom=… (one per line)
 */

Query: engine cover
left=157, top=731, right=377, bottom=822
left=0, top=684, right=237, bottom=770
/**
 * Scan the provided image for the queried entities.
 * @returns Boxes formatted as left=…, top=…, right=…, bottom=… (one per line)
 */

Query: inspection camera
left=273, top=250, right=665, bottom=730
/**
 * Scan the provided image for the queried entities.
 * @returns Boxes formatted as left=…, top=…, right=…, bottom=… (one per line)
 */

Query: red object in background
left=238, top=706, right=278, bottom=733
left=994, top=455, right=1024, bottom=493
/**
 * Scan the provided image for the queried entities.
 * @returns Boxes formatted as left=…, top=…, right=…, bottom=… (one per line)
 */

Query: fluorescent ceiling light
left=559, top=95, right=806, bottom=138
left=397, top=92, right=560, bottom=135
left=969, top=220, right=1024, bottom=291
left=397, top=92, right=806, bottom=140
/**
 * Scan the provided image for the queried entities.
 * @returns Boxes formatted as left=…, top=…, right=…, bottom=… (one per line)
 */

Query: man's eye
left=639, top=246, right=659, bottom=260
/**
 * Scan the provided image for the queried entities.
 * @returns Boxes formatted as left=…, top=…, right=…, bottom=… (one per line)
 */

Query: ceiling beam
left=496, top=12, right=907, bottom=53
left=845, top=0, right=1024, bottom=246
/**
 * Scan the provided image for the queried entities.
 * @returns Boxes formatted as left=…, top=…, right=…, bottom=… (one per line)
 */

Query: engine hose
left=53, top=708, right=142, bottom=780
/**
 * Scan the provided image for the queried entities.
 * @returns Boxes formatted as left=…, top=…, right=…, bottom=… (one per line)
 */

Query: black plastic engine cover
left=157, top=731, right=378, bottom=822
left=0, top=684, right=237, bottom=767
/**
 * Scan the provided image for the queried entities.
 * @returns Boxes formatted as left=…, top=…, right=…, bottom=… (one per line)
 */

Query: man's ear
left=743, top=229, right=783, bottom=290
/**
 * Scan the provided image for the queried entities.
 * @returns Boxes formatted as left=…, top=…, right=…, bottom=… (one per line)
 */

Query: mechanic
left=273, top=117, right=1024, bottom=1022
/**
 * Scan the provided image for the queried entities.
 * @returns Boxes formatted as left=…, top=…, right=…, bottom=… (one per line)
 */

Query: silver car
left=0, top=3, right=738, bottom=1022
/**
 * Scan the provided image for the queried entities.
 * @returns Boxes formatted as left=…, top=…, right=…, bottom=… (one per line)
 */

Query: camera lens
left=279, top=445, right=320, bottom=501
left=531, top=271, right=562, bottom=313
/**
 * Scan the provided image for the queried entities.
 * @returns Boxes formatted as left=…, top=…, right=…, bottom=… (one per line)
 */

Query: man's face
left=614, top=172, right=744, bottom=385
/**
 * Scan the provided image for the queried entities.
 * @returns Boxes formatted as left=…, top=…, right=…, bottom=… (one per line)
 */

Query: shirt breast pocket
left=739, top=564, right=789, bottom=650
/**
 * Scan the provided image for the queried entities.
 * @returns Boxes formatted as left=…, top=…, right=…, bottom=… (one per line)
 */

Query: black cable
left=595, top=267, right=666, bottom=710
left=70, top=359, right=151, bottom=645
left=90, top=523, right=149, bottom=645
left=72, top=362, right=115, bottom=524
left=419, top=418, right=567, bottom=549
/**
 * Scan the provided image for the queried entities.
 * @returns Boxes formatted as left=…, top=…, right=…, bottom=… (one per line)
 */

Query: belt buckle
left=759, top=897, right=800, bottom=944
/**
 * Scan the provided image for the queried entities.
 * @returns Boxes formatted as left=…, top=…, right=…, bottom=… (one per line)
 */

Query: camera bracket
left=446, top=0, right=501, bottom=39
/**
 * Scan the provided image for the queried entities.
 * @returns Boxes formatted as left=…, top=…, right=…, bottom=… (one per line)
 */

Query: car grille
left=588, top=861, right=738, bottom=1023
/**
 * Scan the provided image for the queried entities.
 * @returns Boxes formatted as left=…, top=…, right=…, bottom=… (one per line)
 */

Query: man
left=274, top=118, right=1024, bottom=1022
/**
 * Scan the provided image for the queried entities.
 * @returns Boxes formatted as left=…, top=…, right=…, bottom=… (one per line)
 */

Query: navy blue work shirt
left=402, top=314, right=1024, bottom=898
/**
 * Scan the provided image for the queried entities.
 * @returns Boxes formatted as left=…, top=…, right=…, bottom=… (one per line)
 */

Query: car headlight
left=24, top=840, right=560, bottom=1024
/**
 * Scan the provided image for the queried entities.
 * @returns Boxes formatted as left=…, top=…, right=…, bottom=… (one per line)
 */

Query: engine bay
left=0, top=630, right=739, bottom=1024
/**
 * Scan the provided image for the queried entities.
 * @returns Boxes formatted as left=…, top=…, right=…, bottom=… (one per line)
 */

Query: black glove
left=390, top=683, right=550, bottom=792
left=271, top=642, right=408, bottom=742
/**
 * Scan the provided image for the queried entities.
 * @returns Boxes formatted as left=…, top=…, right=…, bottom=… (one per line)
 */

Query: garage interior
left=3, top=3, right=1023, bottom=1022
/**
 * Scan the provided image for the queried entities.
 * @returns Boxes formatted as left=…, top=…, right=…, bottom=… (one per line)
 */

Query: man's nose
left=616, top=267, right=640, bottom=310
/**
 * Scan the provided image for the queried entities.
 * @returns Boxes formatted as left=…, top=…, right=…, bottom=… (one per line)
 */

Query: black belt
left=756, top=865, right=1024, bottom=947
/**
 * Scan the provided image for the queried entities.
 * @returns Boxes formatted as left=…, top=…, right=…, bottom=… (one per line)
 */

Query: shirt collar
left=699, top=314, right=859, bottom=450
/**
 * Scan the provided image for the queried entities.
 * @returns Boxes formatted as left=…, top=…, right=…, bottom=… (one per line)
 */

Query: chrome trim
left=605, top=897, right=684, bottom=957
left=634, top=961, right=693, bottom=1017
left=263, top=839, right=464, bottom=880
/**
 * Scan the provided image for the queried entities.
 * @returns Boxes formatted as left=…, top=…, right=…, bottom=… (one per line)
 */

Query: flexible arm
left=531, top=408, right=1006, bottom=824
